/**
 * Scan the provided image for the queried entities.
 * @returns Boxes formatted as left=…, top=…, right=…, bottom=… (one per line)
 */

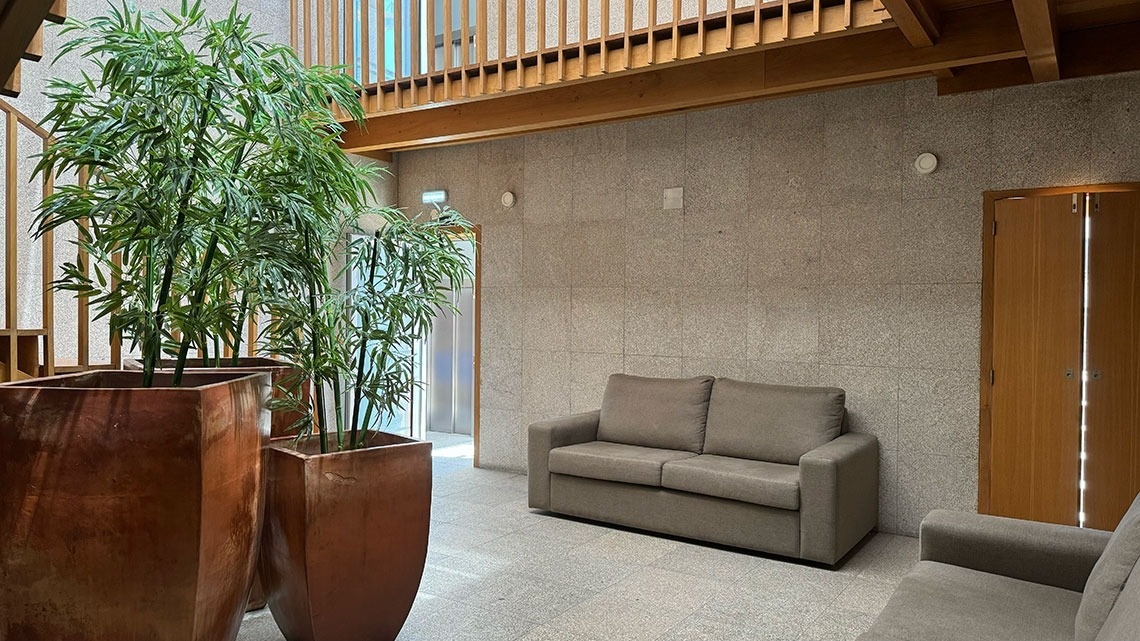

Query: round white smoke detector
left=501, top=191, right=516, bottom=208
left=914, top=152, right=939, bottom=175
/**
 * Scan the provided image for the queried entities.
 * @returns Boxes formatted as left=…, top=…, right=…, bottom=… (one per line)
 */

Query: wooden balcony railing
left=291, top=0, right=891, bottom=115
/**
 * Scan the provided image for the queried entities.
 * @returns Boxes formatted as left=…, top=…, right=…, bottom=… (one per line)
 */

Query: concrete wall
left=395, top=70, right=1140, bottom=534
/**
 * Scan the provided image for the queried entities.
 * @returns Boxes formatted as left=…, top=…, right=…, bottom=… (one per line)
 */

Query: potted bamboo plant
left=0, top=3, right=371, bottom=640
left=257, top=208, right=473, bottom=641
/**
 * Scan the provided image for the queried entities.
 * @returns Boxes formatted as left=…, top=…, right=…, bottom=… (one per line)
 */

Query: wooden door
left=1084, top=191, right=1140, bottom=530
left=988, top=194, right=1084, bottom=526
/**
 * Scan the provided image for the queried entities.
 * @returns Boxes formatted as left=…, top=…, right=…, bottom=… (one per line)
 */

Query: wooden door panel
left=1084, top=191, right=1140, bottom=531
left=990, top=194, right=1083, bottom=526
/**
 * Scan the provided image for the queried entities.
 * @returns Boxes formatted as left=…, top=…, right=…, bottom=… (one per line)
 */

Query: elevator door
left=425, top=239, right=476, bottom=435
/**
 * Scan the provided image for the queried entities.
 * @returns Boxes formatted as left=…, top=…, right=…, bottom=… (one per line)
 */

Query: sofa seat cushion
left=548, top=441, right=697, bottom=487
left=703, top=378, right=845, bottom=465
left=859, top=561, right=1081, bottom=641
left=598, top=374, right=714, bottom=453
left=661, top=454, right=800, bottom=510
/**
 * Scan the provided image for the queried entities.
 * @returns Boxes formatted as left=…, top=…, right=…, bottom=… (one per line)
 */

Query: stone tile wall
left=397, top=71, right=1140, bottom=534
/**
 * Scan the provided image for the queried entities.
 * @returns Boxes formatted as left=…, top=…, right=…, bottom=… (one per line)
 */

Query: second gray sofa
left=528, top=373, right=879, bottom=565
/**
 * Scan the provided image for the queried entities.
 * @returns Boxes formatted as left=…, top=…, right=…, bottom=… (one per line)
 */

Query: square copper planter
left=0, top=370, right=271, bottom=641
left=259, top=433, right=432, bottom=641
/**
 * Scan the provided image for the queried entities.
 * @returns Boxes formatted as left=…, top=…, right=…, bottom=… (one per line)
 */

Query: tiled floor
left=237, top=433, right=916, bottom=641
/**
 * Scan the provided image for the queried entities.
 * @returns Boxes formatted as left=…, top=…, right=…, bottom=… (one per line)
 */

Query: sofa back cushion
left=597, top=374, right=714, bottom=453
left=702, top=379, right=845, bottom=465
left=1095, top=552, right=1140, bottom=641
left=1078, top=493, right=1140, bottom=641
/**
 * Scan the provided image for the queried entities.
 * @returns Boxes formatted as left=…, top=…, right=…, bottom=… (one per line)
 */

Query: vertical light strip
left=1079, top=194, right=1092, bottom=526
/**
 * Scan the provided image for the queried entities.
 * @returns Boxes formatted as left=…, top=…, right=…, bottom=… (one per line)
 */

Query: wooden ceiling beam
left=1011, top=0, right=1060, bottom=81
left=880, top=0, right=942, bottom=47
left=938, top=18, right=1140, bottom=94
left=338, top=2, right=1024, bottom=153
left=0, top=0, right=56, bottom=97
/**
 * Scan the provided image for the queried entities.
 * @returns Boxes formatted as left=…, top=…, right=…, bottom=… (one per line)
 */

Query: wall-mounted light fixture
left=501, top=191, right=516, bottom=208
left=422, top=189, right=448, bottom=205
left=914, top=153, right=938, bottom=175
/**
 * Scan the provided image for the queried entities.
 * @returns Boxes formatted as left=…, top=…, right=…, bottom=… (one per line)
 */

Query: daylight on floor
left=1, top=0, right=1140, bottom=639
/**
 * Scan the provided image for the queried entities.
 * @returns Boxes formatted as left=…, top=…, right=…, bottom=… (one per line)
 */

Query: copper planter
left=126, top=357, right=308, bottom=437
left=0, top=370, right=271, bottom=641
left=260, top=433, right=432, bottom=641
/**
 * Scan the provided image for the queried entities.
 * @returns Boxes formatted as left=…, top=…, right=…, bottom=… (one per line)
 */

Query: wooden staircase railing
left=0, top=0, right=66, bottom=98
left=293, top=0, right=890, bottom=116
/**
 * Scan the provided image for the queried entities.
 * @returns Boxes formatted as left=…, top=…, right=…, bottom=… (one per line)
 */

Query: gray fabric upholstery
left=703, top=378, right=845, bottom=465
left=597, top=374, right=713, bottom=453
left=920, top=509, right=1111, bottom=593
left=799, top=432, right=878, bottom=564
left=1095, top=549, right=1140, bottom=641
left=549, top=473, right=801, bottom=557
left=527, top=411, right=599, bottom=509
left=858, top=561, right=1082, bottom=641
left=549, top=441, right=696, bottom=486
left=1077, top=495, right=1140, bottom=641
left=661, top=454, right=799, bottom=509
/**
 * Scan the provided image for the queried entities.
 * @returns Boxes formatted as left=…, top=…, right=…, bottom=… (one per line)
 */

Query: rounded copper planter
left=0, top=370, right=271, bottom=641
left=260, top=433, right=432, bottom=641
left=126, top=357, right=308, bottom=438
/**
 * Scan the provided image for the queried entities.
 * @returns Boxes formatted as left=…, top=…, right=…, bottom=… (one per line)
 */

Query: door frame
left=979, top=183, right=1140, bottom=515
left=443, top=224, right=482, bottom=467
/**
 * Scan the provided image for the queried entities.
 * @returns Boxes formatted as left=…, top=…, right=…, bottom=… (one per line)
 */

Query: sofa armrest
left=920, top=509, right=1110, bottom=592
left=799, top=432, right=879, bottom=565
left=527, top=411, right=600, bottom=509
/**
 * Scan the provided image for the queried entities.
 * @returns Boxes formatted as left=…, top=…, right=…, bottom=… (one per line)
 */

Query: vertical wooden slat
left=5, top=113, right=17, bottom=378
left=697, top=0, right=706, bottom=54
left=813, top=0, right=821, bottom=33
left=304, top=0, right=313, bottom=66
left=725, top=0, right=735, bottom=49
left=394, top=0, right=404, bottom=107
left=317, top=0, right=326, bottom=65
left=578, top=0, right=586, bottom=77
left=444, top=0, right=453, bottom=99
left=844, top=0, right=852, bottom=28
left=40, top=138, right=53, bottom=376
left=782, top=0, right=790, bottom=40
left=516, top=0, right=524, bottom=84
left=647, top=0, right=657, bottom=63
left=477, top=0, right=488, bottom=91
left=412, top=0, right=422, bottom=102
left=76, top=168, right=89, bottom=369
left=600, top=0, right=609, bottom=72
left=558, top=0, right=567, bottom=79
left=753, top=0, right=761, bottom=44
left=462, top=0, right=471, bottom=94
left=497, top=0, right=506, bottom=89
left=379, top=0, right=387, bottom=108
left=671, top=0, right=680, bottom=59
left=536, top=0, right=546, bottom=83
left=332, top=0, right=340, bottom=67
left=427, top=0, right=436, bottom=99
left=346, top=0, right=356, bottom=81
left=623, top=0, right=632, bottom=68
left=291, top=0, right=299, bottom=51
left=362, top=0, right=372, bottom=104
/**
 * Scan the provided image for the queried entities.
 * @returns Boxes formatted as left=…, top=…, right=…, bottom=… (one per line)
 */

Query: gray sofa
left=527, top=374, right=879, bottom=565
left=860, top=495, right=1140, bottom=641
